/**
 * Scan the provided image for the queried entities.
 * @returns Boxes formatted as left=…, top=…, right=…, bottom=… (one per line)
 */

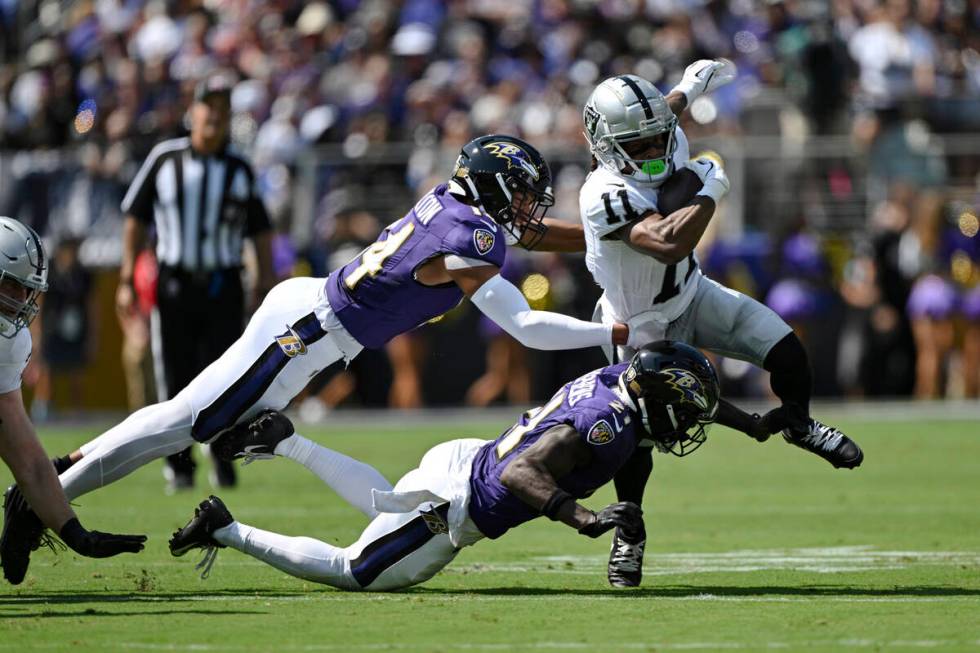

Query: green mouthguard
left=641, top=160, right=667, bottom=175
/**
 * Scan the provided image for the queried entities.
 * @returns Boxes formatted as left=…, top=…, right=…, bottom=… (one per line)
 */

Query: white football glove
left=687, top=156, right=730, bottom=204
left=670, top=59, right=736, bottom=104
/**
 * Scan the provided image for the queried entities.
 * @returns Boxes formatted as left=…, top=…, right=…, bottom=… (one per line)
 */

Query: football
left=657, top=167, right=704, bottom=215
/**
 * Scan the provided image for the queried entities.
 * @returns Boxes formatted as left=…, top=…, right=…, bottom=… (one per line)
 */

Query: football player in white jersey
left=578, top=63, right=864, bottom=587
left=0, top=217, right=146, bottom=584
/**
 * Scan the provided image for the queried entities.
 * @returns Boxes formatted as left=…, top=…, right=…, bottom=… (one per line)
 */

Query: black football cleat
left=783, top=419, right=864, bottom=469
left=170, top=495, right=233, bottom=579
left=1, top=485, right=46, bottom=585
left=169, top=495, right=233, bottom=556
left=210, top=410, right=294, bottom=464
left=608, top=527, right=646, bottom=588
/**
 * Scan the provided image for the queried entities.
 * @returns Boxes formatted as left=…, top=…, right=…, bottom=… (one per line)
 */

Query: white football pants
left=595, top=275, right=793, bottom=365
left=212, top=438, right=486, bottom=591
left=58, top=277, right=382, bottom=511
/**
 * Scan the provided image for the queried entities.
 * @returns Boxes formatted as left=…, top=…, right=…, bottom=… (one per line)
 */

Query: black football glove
left=59, top=518, right=147, bottom=558
left=578, top=501, right=643, bottom=539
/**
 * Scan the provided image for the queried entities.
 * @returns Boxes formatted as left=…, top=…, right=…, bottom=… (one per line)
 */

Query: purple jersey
left=325, top=184, right=507, bottom=348
left=468, top=362, right=641, bottom=539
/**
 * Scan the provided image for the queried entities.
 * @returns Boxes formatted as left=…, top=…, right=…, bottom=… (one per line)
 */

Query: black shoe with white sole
left=607, top=527, right=646, bottom=588
left=783, top=419, right=864, bottom=469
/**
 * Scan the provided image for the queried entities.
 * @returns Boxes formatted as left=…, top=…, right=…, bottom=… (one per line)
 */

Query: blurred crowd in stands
left=1, top=0, right=979, bottom=412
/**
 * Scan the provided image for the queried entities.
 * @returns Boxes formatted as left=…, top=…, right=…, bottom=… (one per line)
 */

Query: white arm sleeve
left=470, top=275, right=613, bottom=351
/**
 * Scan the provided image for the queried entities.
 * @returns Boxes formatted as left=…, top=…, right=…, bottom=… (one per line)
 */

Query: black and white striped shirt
left=121, top=137, right=270, bottom=271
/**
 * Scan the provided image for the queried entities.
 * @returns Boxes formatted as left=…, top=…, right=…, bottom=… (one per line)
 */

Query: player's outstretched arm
left=533, top=218, right=586, bottom=253
left=0, top=389, right=147, bottom=559
left=499, top=424, right=601, bottom=531
left=450, top=264, right=634, bottom=349
left=716, top=398, right=771, bottom=442
left=0, top=389, right=75, bottom=531
left=666, top=59, right=737, bottom=116
left=499, top=423, right=644, bottom=537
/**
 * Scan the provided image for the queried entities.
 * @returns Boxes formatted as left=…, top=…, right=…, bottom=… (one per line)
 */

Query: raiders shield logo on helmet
left=587, top=419, right=616, bottom=445
left=275, top=326, right=308, bottom=358
left=473, top=228, right=495, bottom=255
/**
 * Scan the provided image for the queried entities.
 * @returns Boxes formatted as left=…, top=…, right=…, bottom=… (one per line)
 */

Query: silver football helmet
left=583, top=75, right=678, bottom=186
left=0, top=217, right=48, bottom=338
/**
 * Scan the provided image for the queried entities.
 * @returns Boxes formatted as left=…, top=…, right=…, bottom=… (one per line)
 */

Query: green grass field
left=1, top=415, right=979, bottom=652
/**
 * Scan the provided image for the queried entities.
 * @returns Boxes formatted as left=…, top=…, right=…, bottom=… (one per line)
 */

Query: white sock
left=213, top=521, right=358, bottom=589
left=274, top=434, right=393, bottom=517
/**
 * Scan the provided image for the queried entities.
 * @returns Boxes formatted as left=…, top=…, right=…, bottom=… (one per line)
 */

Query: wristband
left=669, top=80, right=697, bottom=103
left=59, top=517, right=87, bottom=550
left=541, top=489, right=574, bottom=520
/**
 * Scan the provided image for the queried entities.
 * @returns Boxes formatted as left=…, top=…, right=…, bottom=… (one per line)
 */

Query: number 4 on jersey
left=344, top=222, right=416, bottom=290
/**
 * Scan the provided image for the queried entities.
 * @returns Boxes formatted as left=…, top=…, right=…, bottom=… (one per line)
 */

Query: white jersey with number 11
left=579, top=126, right=701, bottom=322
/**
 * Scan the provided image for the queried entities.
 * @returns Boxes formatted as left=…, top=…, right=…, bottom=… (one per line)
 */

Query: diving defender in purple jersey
left=168, top=341, right=720, bottom=591
left=2, top=135, right=642, bottom=583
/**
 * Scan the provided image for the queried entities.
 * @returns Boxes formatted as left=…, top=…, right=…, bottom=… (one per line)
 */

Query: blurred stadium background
left=1, top=0, right=979, bottom=419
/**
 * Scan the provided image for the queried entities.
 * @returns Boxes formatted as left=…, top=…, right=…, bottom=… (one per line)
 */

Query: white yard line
left=0, top=638, right=967, bottom=651
left=2, top=594, right=978, bottom=604
left=452, top=546, right=980, bottom=576
left=21, top=545, right=980, bottom=578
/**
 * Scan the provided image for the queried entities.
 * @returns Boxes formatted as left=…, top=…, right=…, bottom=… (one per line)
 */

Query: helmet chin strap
left=639, top=398, right=680, bottom=431
left=451, top=176, right=496, bottom=221
left=637, top=396, right=651, bottom=431
left=494, top=172, right=513, bottom=204
left=446, top=178, right=468, bottom=198
left=615, top=377, right=637, bottom=411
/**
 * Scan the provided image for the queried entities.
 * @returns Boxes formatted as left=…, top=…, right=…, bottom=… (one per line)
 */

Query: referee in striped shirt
left=115, top=74, right=275, bottom=492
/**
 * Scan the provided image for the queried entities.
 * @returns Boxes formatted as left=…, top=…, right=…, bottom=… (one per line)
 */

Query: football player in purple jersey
left=2, top=135, right=645, bottom=583
left=168, top=341, right=718, bottom=591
